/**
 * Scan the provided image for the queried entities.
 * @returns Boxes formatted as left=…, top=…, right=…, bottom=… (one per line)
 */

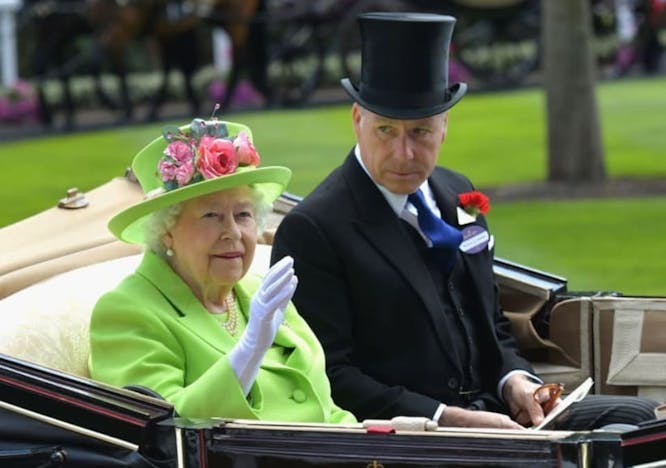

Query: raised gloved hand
left=229, top=256, right=298, bottom=395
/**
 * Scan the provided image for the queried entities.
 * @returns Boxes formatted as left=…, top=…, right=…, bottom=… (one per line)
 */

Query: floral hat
left=109, top=117, right=291, bottom=243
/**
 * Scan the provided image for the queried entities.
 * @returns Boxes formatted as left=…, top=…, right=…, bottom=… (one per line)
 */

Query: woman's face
left=163, top=187, right=258, bottom=301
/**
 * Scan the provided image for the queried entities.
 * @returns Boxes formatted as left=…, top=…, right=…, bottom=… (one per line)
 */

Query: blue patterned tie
left=408, top=189, right=463, bottom=272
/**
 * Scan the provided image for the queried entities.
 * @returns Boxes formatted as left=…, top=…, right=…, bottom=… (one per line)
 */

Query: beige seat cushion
left=0, top=244, right=273, bottom=377
left=0, top=255, right=141, bottom=377
left=592, top=297, right=666, bottom=402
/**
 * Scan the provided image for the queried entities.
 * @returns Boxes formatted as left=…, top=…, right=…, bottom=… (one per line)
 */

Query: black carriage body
left=0, top=355, right=176, bottom=467
left=174, top=419, right=625, bottom=468
left=1, top=351, right=665, bottom=467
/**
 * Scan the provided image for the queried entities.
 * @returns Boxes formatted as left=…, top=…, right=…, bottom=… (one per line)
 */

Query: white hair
left=145, top=203, right=182, bottom=258
left=144, top=187, right=272, bottom=258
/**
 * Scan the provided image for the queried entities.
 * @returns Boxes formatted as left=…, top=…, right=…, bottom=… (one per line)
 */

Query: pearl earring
left=166, top=248, right=174, bottom=257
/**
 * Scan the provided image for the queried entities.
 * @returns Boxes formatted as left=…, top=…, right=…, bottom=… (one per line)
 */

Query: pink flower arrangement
left=207, top=79, right=265, bottom=108
left=157, top=118, right=260, bottom=191
left=0, top=80, right=38, bottom=123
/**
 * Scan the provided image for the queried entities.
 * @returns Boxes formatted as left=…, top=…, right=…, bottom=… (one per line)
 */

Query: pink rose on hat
left=234, top=131, right=260, bottom=166
left=197, top=136, right=238, bottom=179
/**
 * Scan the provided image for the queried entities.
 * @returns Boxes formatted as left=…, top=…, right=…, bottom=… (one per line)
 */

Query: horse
left=19, top=0, right=116, bottom=128
left=93, top=0, right=267, bottom=121
left=22, top=0, right=266, bottom=128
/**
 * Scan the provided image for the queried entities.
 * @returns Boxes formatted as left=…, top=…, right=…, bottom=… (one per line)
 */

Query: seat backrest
left=0, top=255, right=141, bottom=377
left=504, top=295, right=593, bottom=391
left=536, top=297, right=594, bottom=390
left=592, top=297, right=666, bottom=402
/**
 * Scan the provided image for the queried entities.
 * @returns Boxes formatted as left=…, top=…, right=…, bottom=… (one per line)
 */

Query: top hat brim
left=341, top=78, right=467, bottom=119
left=109, top=166, right=291, bottom=244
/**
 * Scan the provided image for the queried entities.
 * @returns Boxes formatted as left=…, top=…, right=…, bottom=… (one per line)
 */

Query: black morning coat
left=271, top=150, right=535, bottom=421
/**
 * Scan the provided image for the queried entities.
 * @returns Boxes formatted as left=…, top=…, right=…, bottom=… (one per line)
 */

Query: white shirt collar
left=354, top=145, right=440, bottom=217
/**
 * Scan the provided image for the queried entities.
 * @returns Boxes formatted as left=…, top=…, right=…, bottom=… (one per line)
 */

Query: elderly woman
left=89, top=118, right=355, bottom=423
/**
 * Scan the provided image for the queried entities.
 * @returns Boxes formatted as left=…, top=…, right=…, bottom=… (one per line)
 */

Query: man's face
left=352, top=103, right=448, bottom=194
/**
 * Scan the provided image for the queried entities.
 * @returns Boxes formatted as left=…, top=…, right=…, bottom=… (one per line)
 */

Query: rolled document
left=363, top=416, right=438, bottom=432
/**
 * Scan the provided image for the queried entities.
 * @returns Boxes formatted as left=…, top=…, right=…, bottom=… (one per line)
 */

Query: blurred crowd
left=0, top=0, right=663, bottom=128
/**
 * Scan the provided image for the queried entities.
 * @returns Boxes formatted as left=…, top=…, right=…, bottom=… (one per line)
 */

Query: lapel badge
left=459, top=225, right=490, bottom=254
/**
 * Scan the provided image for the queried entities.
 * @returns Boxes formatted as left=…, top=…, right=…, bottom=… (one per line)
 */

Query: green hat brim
left=109, top=165, right=291, bottom=244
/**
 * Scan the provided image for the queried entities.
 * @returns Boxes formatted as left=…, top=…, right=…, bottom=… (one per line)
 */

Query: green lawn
left=491, top=198, right=666, bottom=296
left=1, top=76, right=665, bottom=295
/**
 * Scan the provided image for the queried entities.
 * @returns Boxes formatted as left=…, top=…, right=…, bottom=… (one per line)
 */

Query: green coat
left=89, top=251, right=355, bottom=423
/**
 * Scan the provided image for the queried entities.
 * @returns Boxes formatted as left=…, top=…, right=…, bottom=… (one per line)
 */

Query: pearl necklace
left=221, top=292, right=239, bottom=336
left=208, top=292, right=239, bottom=336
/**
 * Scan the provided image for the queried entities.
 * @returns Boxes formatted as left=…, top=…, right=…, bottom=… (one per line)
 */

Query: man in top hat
left=271, top=12, right=657, bottom=429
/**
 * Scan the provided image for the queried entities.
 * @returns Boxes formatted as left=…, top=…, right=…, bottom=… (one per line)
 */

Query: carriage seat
left=591, top=297, right=666, bottom=402
left=0, top=244, right=274, bottom=378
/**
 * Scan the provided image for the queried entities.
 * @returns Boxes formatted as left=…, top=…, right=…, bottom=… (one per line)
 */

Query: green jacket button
left=292, top=389, right=306, bottom=403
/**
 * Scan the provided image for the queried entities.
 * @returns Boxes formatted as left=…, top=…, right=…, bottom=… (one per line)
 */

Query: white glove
left=229, top=256, right=298, bottom=395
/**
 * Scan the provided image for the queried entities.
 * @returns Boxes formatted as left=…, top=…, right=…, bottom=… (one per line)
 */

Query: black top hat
left=341, top=12, right=467, bottom=119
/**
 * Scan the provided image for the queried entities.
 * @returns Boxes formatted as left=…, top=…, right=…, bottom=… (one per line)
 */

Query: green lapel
left=137, top=251, right=238, bottom=353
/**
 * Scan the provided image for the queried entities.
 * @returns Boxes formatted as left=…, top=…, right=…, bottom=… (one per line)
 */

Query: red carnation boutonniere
left=458, top=191, right=490, bottom=217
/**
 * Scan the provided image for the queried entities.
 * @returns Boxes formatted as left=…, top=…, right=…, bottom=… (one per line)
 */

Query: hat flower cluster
left=157, top=117, right=260, bottom=192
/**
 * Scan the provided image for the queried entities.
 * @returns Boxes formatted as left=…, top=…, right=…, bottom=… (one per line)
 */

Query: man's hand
left=438, top=406, right=524, bottom=429
left=503, top=374, right=560, bottom=427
